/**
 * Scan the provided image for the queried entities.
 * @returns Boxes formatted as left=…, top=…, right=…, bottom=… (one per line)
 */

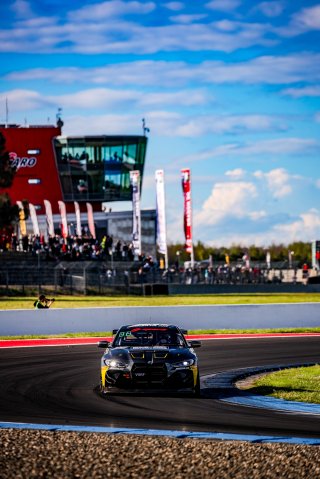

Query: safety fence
left=0, top=262, right=315, bottom=296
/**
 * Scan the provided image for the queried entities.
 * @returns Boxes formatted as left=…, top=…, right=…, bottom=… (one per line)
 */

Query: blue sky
left=1, top=0, right=320, bottom=247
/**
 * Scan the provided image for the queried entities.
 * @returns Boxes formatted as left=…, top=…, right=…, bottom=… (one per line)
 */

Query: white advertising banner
left=16, top=201, right=27, bottom=237
left=155, top=169, right=167, bottom=256
left=130, top=170, right=141, bottom=256
left=29, top=203, right=40, bottom=237
left=58, top=200, right=68, bottom=239
left=44, top=199, right=55, bottom=237
left=74, top=201, right=82, bottom=237
left=86, top=202, right=96, bottom=239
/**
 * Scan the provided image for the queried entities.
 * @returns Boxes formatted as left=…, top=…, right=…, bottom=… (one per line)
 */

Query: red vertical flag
left=181, top=168, right=193, bottom=254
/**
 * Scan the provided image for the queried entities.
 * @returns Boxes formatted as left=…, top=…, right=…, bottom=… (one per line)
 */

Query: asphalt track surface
left=1, top=337, right=320, bottom=439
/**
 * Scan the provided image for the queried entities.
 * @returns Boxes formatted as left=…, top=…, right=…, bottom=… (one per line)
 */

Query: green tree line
left=167, top=241, right=311, bottom=265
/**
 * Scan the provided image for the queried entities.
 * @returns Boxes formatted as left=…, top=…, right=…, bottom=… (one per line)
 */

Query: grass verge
left=1, top=327, right=320, bottom=340
left=1, top=293, right=320, bottom=309
left=244, top=365, right=320, bottom=404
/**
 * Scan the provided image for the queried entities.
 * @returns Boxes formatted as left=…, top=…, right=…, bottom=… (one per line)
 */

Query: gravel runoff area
left=1, top=429, right=320, bottom=478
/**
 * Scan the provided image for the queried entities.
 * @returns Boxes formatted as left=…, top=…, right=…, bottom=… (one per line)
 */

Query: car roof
left=121, top=324, right=177, bottom=329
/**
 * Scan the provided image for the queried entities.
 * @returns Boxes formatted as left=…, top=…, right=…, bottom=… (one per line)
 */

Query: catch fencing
left=0, top=261, right=317, bottom=296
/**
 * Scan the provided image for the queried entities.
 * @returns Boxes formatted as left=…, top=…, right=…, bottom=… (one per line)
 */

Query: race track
left=1, top=337, right=320, bottom=438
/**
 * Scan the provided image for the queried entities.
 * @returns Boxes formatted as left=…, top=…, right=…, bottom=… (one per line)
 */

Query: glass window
left=54, top=136, right=147, bottom=202
left=109, top=145, right=123, bottom=163
left=123, top=144, right=137, bottom=165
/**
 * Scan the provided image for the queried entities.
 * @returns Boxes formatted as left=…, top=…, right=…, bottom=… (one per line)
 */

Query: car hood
left=105, top=346, right=195, bottom=361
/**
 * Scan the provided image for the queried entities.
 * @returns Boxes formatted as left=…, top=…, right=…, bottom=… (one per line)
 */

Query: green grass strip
left=245, top=365, right=320, bottom=404
left=1, top=327, right=320, bottom=341
left=1, top=293, right=320, bottom=310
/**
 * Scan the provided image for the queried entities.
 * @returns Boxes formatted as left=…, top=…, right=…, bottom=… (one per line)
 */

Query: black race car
left=98, top=323, right=201, bottom=395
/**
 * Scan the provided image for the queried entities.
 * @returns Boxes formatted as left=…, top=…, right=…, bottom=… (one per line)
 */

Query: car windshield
left=113, top=327, right=186, bottom=348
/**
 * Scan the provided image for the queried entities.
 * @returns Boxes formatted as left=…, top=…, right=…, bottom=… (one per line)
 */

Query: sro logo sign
left=9, top=152, right=37, bottom=169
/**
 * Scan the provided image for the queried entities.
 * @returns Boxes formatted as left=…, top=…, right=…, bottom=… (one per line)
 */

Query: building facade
left=0, top=121, right=147, bottom=214
left=1, top=121, right=156, bottom=255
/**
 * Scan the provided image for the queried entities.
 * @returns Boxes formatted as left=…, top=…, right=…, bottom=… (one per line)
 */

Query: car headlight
left=172, top=359, right=194, bottom=368
left=104, top=359, right=128, bottom=369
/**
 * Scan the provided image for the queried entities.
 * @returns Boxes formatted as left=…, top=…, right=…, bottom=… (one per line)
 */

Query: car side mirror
left=98, top=340, right=110, bottom=348
left=188, top=340, right=201, bottom=348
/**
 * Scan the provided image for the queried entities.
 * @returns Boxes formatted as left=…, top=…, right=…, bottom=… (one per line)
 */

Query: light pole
left=176, top=251, right=180, bottom=269
left=288, top=250, right=294, bottom=269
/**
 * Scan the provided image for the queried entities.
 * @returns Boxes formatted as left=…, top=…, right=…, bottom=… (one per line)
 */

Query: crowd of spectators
left=0, top=232, right=304, bottom=286
left=0, top=232, right=140, bottom=262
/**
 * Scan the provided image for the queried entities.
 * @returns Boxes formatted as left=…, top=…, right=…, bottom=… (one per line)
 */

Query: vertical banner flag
left=130, top=170, right=141, bottom=256
left=155, top=169, right=167, bottom=257
left=86, top=202, right=96, bottom=239
left=181, top=168, right=193, bottom=255
left=58, top=200, right=68, bottom=239
left=44, top=199, right=55, bottom=237
left=74, top=201, right=82, bottom=237
left=16, top=201, right=27, bottom=237
left=266, top=251, right=271, bottom=269
left=29, top=203, right=40, bottom=237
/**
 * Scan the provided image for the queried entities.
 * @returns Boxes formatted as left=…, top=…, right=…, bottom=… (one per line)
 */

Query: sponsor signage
left=9, top=152, right=37, bottom=169
left=155, top=169, right=168, bottom=258
left=181, top=168, right=193, bottom=254
left=130, top=170, right=141, bottom=257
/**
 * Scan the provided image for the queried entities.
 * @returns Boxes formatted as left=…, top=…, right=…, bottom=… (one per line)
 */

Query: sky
left=1, top=0, right=320, bottom=248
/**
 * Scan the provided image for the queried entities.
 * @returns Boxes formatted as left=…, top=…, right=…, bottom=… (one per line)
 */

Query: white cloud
left=7, top=54, right=320, bottom=87
left=255, top=2, right=284, bottom=18
left=183, top=168, right=320, bottom=247
left=167, top=114, right=282, bottom=138
left=273, top=209, right=320, bottom=240
left=163, top=2, right=185, bottom=11
left=254, top=168, right=292, bottom=198
left=206, top=209, right=320, bottom=247
left=0, top=87, right=210, bottom=116
left=193, top=208, right=320, bottom=247
left=11, top=0, right=33, bottom=19
left=282, top=86, right=320, bottom=98
left=170, top=14, right=208, bottom=24
left=180, top=137, right=319, bottom=165
left=0, top=89, right=50, bottom=111
left=291, top=5, right=320, bottom=32
left=206, top=0, right=241, bottom=13
left=195, top=181, right=258, bottom=226
left=225, top=168, right=246, bottom=178
left=69, top=1, right=156, bottom=21
left=0, top=9, right=275, bottom=54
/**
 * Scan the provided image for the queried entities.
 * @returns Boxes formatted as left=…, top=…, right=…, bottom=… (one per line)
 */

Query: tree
left=0, top=132, right=19, bottom=229
left=166, top=241, right=313, bottom=266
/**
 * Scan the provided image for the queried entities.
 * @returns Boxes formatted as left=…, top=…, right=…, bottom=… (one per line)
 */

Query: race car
left=98, top=323, right=201, bottom=395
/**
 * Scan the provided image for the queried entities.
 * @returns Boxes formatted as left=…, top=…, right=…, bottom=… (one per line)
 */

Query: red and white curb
left=1, top=333, right=320, bottom=348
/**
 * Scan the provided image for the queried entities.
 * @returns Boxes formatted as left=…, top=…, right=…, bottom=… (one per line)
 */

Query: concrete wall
left=168, top=284, right=320, bottom=294
left=0, top=303, right=319, bottom=336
